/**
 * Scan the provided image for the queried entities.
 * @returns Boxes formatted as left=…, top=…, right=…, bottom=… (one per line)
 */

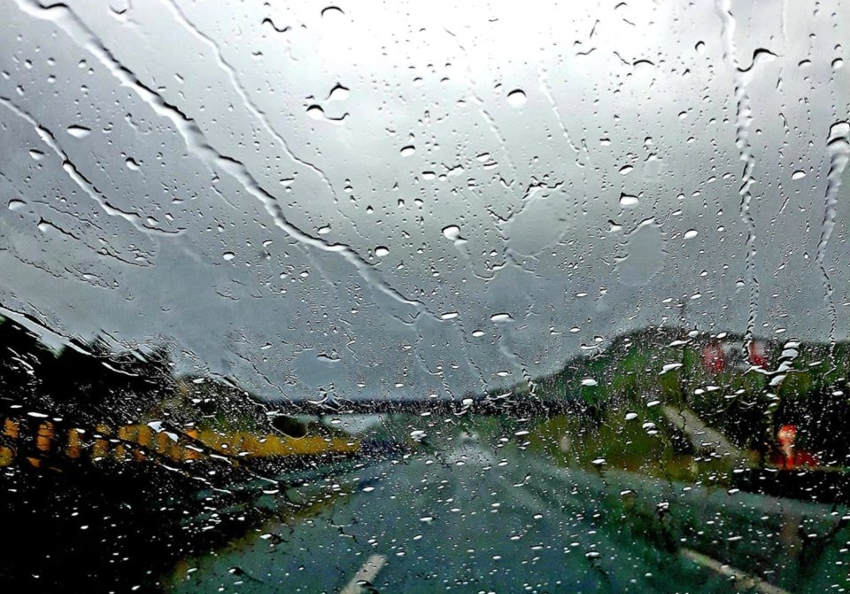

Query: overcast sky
left=1, top=0, right=849, bottom=401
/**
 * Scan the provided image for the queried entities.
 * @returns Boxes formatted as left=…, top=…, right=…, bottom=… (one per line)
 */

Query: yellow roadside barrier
left=67, top=428, right=82, bottom=459
left=36, top=422, right=53, bottom=453
left=3, top=419, right=19, bottom=439
left=0, top=417, right=361, bottom=466
left=0, top=446, right=13, bottom=467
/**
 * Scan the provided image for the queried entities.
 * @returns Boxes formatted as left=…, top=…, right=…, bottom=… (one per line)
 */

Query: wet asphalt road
left=171, top=436, right=849, bottom=594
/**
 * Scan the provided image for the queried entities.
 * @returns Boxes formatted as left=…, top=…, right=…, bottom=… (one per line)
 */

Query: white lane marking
left=680, top=548, right=793, bottom=594
left=339, top=554, right=387, bottom=594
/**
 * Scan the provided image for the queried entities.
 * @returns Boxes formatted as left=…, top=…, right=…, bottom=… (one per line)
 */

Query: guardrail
left=0, top=417, right=360, bottom=468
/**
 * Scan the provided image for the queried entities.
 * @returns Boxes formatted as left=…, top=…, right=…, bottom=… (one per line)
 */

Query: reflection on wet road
left=170, top=424, right=849, bottom=594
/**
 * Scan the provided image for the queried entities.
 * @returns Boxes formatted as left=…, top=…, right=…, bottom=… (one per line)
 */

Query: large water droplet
left=321, top=6, right=344, bottom=19
left=375, top=246, right=390, bottom=257
left=642, top=154, right=662, bottom=181
left=66, top=125, right=91, bottom=138
left=442, top=225, right=461, bottom=240
left=619, top=193, right=640, bottom=207
left=327, top=83, right=349, bottom=101
left=306, top=105, right=325, bottom=120
left=616, top=219, right=665, bottom=287
left=829, top=121, right=850, bottom=142
left=507, top=89, right=527, bottom=107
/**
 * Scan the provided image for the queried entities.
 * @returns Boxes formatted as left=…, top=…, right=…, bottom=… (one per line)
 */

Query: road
left=169, top=426, right=850, bottom=594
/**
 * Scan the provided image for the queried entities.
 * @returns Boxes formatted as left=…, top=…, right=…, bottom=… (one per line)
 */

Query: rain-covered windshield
left=1, top=0, right=849, bottom=592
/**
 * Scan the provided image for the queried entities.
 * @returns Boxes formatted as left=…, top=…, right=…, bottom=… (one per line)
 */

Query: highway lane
left=170, top=430, right=850, bottom=594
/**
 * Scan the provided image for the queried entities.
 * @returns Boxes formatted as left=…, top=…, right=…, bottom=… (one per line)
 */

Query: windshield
left=2, top=0, right=849, bottom=592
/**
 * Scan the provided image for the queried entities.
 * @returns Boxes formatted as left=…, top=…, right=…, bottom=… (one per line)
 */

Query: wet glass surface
left=4, top=324, right=850, bottom=592
left=1, top=0, right=850, bottom=592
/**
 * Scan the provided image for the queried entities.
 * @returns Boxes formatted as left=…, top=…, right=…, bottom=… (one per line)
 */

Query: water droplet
left=321, top=6, right=344, bottom=19
left=581, top=378, right=598, bottom=387
left=619, top=165, right=633, bottom=175
left=833, top=58, right=844, bottom=70
left=490, top=313, right=513, bottom=322
left=829, top=121, right=850, bottom=140
left=327, top=83, right=349, bottom=101
left=400, top=145, right=415, bottom=157
left=8, top=199, right=26, bottom=211
left=684, top=229, right=698, bottom=239
left=223, top=252, right=235, bottom=261
left=442, top=225, right=461, bottom=240
left=375, top=246, right=389, bottom=257
left=125, top=158, right=140, bottom=171
left=791, top=170, right=806, bottom=180
left=633, top=59, right=656, bottom=75
left=306, top=105, right=325, bottom=120
left=619, top=193, right=640, bottom=207
left=317, top=225, right=331, bottom=235
left=616, top=218, right=664, bottom=287
left=28, top=149, right=44, bottom=160
left=471, top=330, right=485, bottom=337
left=643, top=154, right=662, bottom=180
left=66, top=125, right=91, bottom=138
left=625, top=412, right=638, bottom=421
left=506, top=89, right=527, bottom=107
left=440, top=311, right=459, bottom=320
